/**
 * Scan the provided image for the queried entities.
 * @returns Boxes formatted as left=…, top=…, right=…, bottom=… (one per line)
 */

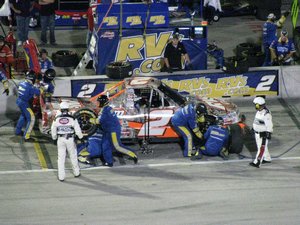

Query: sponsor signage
left=71, top=70, right=279, bottom=98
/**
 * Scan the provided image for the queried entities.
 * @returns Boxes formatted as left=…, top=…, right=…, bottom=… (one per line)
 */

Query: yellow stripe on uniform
left=178, top=126, right=193, bottom=156
left=111, top=132, right=136, bottom=158
left=32, top=130, right=47, bottom=170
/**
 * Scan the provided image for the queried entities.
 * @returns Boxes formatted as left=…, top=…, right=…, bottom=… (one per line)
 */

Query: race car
left=39, top=76, right=239, bottom=143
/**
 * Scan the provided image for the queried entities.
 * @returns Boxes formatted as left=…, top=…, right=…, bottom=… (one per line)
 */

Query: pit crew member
left=15, top=71, right=41, bottom=141
left=171, top=103, right=207, bottom=157
left=270, top=30, right=296, bottom=66
left=39, top=49, right=53, bottom=74
left=262, top=12, right=289, bottom=66
left=194, top=117, right=229, bottom=160
left=0, top=68, right=9, bottom=96
left=249, top=97, right=273, bottom=168
left=40, top=68, right=56, bottom=102
left=227, top=114, right=250, bottom=157
left=51, top=101, right=83, bottom=182
left=90, top=95, right=138, bottom=164
left=77, top=127, right=113, bottom=167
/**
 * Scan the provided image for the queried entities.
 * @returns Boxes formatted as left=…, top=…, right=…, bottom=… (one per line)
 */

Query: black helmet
left=195, top=103, right=207, bottom=116
left=44, top=69, right=56, bottom=82
left=97, top=95, right=109, bottom=107
left=25, top=71, right=36, bottom=84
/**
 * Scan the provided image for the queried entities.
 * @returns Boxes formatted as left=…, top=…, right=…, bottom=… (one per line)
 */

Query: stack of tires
left=52, top=50, right=79, bottom=68
left=106, top=61, right=133, bottom=79
left=236, top=43, right=265, bottom=67
left=254, top=0, right=282, bottom=21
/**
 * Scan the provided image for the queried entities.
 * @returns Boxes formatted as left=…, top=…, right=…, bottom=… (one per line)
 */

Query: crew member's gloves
left=266, top=132, right=272, bottom=140
left=186, top=63, right=193, bottom=70
left=283, top=11, right=290, bottom=17
left=3, top=88, right=9, bottom=96
left=89, top=118, right=99, bottom=124
left=167, top=67, right=173, bottom=73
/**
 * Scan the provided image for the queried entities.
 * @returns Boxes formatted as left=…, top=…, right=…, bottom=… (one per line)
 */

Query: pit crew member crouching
left=193, top=117, right=230, bottom=160
left=51, top=101, right=83, bottom=182
left=171, top=103, right=207, bottom=157
left=77, top=127, right=113, bottom=167
left=90, top=95, right=138, bottom=164
left=40, top=68, right=56, bottom=103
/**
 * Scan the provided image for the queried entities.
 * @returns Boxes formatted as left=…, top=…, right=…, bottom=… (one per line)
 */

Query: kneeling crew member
left=90, top=95, right=138, bottom=164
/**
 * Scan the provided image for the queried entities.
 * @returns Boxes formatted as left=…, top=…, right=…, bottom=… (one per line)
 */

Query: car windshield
left=157, top=82, right=186, bottom=107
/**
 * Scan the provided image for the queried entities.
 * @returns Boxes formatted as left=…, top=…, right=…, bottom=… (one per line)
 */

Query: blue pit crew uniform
left=77, top=128, right=113, bottom=166
left=15, top=80, right=40, bottom=139
left=98, top=105, right=137, bottom=161
left=201, top=125, right=229, bottom=157
left=262, top=21, right=277, bottom=66
left=171, top=103, right=203, bottom=157
left=269, top=38, right=296, bottom=65
left=39, top=57, right=53, bottom=74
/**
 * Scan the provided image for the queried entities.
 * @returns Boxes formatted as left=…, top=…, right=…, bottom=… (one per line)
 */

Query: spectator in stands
left=270, top=30, right=296, bottom=66
left=162, top=33, right=192, bottom=73
left=0, top=35, right=14, bottom=78
left=9, top=0, right=34, bottom=46
left=39, top=0, right=56, bottom=45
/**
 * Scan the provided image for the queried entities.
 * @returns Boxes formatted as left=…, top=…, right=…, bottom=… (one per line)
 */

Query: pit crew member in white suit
left=249, top=97, right=273, bottom=168
left=51, top=101, right=83, bottom=181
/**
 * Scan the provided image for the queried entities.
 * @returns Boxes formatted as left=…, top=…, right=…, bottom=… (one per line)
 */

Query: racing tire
left=241, top=51, right=265, bottom=67
left=73, top=108, right=98, bottom=137
left=106, top=61, right=133, bottom=79
left=236, top=43, right=261, bottom=58
left=213, top=14, right=220, bottom=22
left=222, top=56, right=249, bottom=74
left=52, top=50, right=80, bottom=67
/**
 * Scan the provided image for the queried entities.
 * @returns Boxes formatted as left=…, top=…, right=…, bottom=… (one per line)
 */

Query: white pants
left=254, top=133, right=271, bottom=164
left=57, top=137, right=80, bottom=180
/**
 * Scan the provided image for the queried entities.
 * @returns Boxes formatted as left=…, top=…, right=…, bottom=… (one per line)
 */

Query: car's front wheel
left=73, top=108, right=98, bottom=137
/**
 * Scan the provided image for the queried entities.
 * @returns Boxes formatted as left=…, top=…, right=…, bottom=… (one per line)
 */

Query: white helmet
left=267, top=13, right=276, bottom=19
left=60, top=101, right=69, bottom=110
left=253, top=97, right=265, bottom=105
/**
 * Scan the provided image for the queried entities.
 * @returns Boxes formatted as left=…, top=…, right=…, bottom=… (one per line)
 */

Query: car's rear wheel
left=73, top=108, right=98, bottom=137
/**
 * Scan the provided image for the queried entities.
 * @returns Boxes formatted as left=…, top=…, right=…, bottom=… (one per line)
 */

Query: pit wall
left=0, top=66, right=299, bottom=114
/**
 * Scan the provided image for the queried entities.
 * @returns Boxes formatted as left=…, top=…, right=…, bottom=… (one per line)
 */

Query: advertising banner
left=71, top=70, right=279, bottom=98
left=95, top=27, right=207, bottom=74
left=96, top=3, right=169, bottom=29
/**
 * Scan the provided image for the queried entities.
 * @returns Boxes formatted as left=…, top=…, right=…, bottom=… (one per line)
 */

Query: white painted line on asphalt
left=0, top=156, right=300, bottom=175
